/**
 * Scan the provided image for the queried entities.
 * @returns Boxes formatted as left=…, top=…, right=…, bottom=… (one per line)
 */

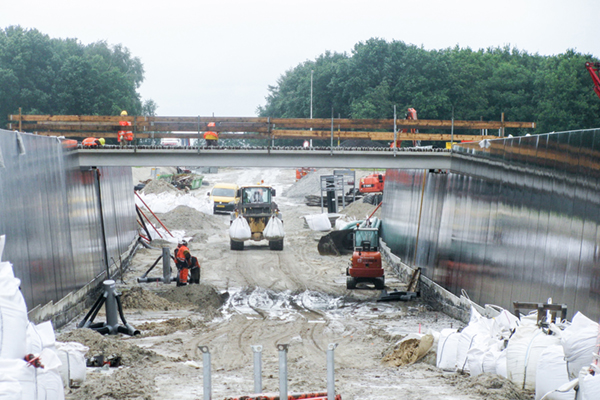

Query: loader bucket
left=317, top=229, right=354, bottom=256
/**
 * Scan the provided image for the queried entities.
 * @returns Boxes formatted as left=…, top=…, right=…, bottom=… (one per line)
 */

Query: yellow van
left=208, top=183, right=240, bottom=213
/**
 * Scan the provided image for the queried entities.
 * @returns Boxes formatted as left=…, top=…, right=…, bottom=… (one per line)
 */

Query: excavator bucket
left=317, top=229, right=355, bottom=256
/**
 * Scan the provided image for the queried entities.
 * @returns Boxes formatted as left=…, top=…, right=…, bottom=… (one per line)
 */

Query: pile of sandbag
left=0, top=235, right=88, bottom=399
left=435, top=304, right=600, bottom=400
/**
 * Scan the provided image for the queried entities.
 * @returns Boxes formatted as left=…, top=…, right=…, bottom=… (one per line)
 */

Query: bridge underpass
left=76, top=146, right=452, bottom=169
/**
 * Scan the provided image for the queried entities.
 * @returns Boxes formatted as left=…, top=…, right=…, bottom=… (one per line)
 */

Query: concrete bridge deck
left=75, top=145, right=452, bottom=169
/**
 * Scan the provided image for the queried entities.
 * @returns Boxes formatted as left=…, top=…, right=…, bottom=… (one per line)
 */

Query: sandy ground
left=57, top=167, right=532, bottom=400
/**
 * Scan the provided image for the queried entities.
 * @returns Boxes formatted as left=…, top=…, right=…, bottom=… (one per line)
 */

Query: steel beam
left=76, top=148, right=452, bottom=169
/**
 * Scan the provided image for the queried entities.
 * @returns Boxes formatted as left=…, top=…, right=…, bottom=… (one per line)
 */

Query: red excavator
left=346, top=214, right=385, bottom=290
left=586, top=62, right=600, bottom=100
left=390, top=107, right=418, bottom=148
left=359, top=173, right=385, bottom=193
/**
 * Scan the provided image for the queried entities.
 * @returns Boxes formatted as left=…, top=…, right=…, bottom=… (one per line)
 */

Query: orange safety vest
left=82, top=137, right=101, bottom=147
left=203, top=131, right=218, bottom=140
left=176, top=245, right=189, bottom=263
left=118, top=120, right=133, bottom=142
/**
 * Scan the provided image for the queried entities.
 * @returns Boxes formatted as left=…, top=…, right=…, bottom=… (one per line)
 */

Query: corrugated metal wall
left=0, top=130, right=136, bottom=312
left=381, top=129, right=600, bottom=321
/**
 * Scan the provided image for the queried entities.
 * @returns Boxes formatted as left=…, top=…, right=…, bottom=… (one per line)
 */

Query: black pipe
left=87, top=297, right=106, bottom=326
left=140, top=255, right=163, bottom=279
left=78, top=292, right=105, bottom=328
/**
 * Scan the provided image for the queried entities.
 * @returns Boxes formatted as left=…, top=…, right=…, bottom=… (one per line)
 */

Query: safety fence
left=0, top=129, right=136, bottom=320
left=381, top=129, right=600, bottom=321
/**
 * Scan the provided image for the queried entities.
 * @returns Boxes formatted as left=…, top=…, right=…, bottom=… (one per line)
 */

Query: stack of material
left=304, top=194, right=358, bottom=207
left=171, top=173, right=204, bottom=190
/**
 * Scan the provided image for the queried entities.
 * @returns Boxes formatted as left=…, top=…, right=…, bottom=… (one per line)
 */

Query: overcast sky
left=2, top=0, right=598, bottom=117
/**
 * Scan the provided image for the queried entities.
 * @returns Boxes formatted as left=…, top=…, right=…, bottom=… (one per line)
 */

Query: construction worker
left=175, top=240, right=190, bottom=286
left=82, top=137, right=106, bottom=147
left=118, top=110, right=133, bottom=147
left=203, top=122, right=218, bottom=147
left=188, top=255, right=201, bottom=284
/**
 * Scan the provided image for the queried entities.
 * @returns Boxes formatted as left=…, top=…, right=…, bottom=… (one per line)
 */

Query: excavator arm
left=586, top=62, right=600, bottom=100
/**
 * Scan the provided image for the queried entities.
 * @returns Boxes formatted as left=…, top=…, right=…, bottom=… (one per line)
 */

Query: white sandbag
left=303, top=213, right=331, bottom=232
left=0, top=261, right=28, bottom=360
left=0, top=360, right=35, bottom=400
left=534, top=345, right=574, bottom=400
left=486, top=305, right=520, bottom=334
left=456, top=306, right=502, bottom=373
left=437, top=328, right=460, bottom=371
left=0, top=373, right=22, bottom=400
left=264, top=216, right=285, bottom=240
left=26, top=321, right=56, bottom=354
left=560, top=312, right=599, bottom=379
left=469, top=340, right=505, bottom=377
left=506, top=324, right=560, bottom=390
left=55, top=342, right=88, bottom=388
left=580, top=365, right=600, bottom=400
left=0, top=235, right=5, bottom=261
left=36, top=368, right=65, bottom=400
left=229, top=216, right=251, bottom=241
left=495, top=348, right=508, bottom=378
left=467, top=347, right=486, bottom=376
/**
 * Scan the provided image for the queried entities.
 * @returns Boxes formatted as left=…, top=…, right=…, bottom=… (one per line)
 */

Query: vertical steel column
left=277, top=344, right=289, bottom=400
left=327, top=343, right=338, bottom=400
left=104, top=280, right=119, bottom=333
left=199, top=346, right=211, bottom=400
left=251, top=345, right=263, bottom=393
left=393, top=105, right=397, bottom=157
left=162, top=246, right=171, bottom=284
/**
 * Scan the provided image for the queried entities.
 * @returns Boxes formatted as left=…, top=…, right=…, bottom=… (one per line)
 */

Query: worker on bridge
left=203, top=122, right=218, bottom=147
left=82, top=137, right=105, bottom=147
left=118, top=110, right=133, bottom=147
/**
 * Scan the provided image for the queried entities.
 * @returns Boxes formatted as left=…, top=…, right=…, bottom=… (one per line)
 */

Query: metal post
left=104, top=280, right=118, bottom=333
left=162, top=246, right=171, bottom=284
left=330, top=108, right=334, bottom=156
left=251, top=345, right=263, bottom=393
left=327, top=343, right=338, bottom=400
left=199, top=346, right=211, bottom=400
left=450, top=106, right=455, bottom=153
left=277, top=344, right=289, bottom=400
left=310, top=70, right=314, bottom=147
left=393, top=105, right=397, bottom=157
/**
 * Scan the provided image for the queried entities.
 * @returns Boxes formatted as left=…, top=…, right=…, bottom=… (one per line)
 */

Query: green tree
left=0, top=26, right=152, bottom=128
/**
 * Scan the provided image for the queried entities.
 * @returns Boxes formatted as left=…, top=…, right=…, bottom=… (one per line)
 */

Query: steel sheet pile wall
left=0, top=130, right=136, bottom=315
left=382, top=129, right=600, bottom=321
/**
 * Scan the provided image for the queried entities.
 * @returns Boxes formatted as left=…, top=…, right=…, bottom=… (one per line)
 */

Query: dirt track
left=59, top=167, right=531, bottom=400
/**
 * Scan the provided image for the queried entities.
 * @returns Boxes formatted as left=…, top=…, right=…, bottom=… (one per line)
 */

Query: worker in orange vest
left=203, top=122, right=218, bottom=147
left=188, top=255, right=201, bottom=284
left=175, top=240, right=190, bottom=286
left=118, top=110, right=133, bottom=147
left=82, top=137, right=105, bottom=147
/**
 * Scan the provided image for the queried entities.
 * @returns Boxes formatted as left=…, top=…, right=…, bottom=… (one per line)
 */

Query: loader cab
left=241, top=187, right=275, bottom=205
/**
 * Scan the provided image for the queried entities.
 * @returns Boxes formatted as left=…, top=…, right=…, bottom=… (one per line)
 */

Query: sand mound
left=158, top=283, right=225, bottom=310
left=142, top=179, right=182, bottom=195
left=283, top=169, right=334, bottom=198
left=136, top=316, right=207, bottom=336
left=339, top=201, right=381, bottom=220
left=383, top=334, right=434, bottom=367
left=154, top=205, right=224, bottom=234
left=73, top=366, right=157, bottom=399
left=121, top=286, right=175, bottom=311
left=57, top=328, right=165, bottom=366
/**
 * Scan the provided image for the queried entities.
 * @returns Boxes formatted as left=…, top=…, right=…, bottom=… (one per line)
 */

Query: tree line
left=0, top=26, right=156, bottom=129
left=258, top=38, right=600, bottom=136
